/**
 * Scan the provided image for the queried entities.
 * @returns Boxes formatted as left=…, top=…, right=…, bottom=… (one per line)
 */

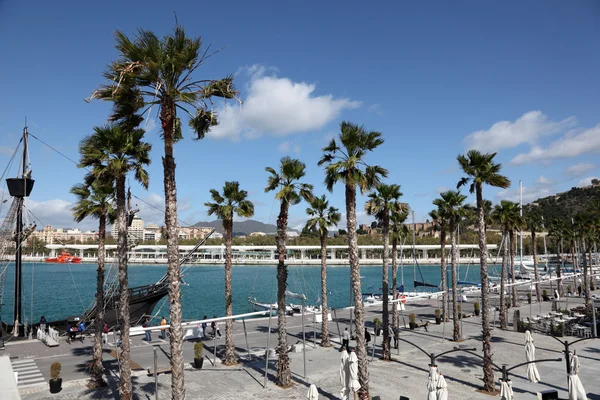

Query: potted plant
left=542, top=289, right=549, bottom=301
left=474, top=302, right=480, bottom=316
left=591, top=280, right=596, bottom=291
left=434, top=309, right=441, bottom=324
left=567, top=285, right=572, bottom=295
left=527, top=292, right=532, bottom=304
left=49, top=362, right=62, bottom=393
left=408, top=313, right=416, bottom=330
left=373, top=318, right=382, bottom=335
left=193, top=342, right=204, bottom=369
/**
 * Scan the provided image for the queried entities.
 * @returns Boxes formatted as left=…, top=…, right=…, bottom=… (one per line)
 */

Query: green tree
left=304, top=194, right=341, bottom=347
left=205, top=182, right=254, bottom=365
left=78, top=124, right=150, bottom=399
left=574, top=212, right=592, bottom=305
left=457, top=150, right=510, bottom=392
left=319, top=121, right=387, bottom=395
left=265, top=157, right=313, bottom=386
left=434, top=190, right=468, bottom=341
left=70, top=176, right=114, bottom=388
left=365, top=183, right=403, bottom=360
left=91, top=25, right=238, bottom=399
left=525, top=209, right=543, bottom=303
left=390, top=207, right=409, bottom=333
left=429, top=208, right=449, bottom=323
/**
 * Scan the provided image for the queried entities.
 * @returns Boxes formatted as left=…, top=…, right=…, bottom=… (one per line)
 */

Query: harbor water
left=0, top=261, right=489, bottom=324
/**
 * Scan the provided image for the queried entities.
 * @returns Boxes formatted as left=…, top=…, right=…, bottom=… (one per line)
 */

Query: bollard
left=153, top=346, right=158, bottom=400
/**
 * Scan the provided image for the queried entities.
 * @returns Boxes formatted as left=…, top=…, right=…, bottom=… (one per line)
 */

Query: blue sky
left=0, top=1, right=599, bottom=231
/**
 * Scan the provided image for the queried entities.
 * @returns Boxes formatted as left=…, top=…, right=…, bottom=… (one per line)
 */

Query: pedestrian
left=102, top=323, right=109, bottom=344
left=143, top=317, right=152, bottom=342
left=212, top=316, right=221, bottom=338
left=79, top=321, right=86, bottom=341
left=65, top=320, right=72, bottom=344
left=160, top=316, right=167, bottom=339
left=365, top=328, right=371, bottom=345
left=387, top=324, right=394, bottom=349
left=201, top=316, right=208, bottom=338
left=39, top=315, right=47, bottom=334
left=393, top=324, right=399, bottom=349
left=341, top=327, right=350, bottom=351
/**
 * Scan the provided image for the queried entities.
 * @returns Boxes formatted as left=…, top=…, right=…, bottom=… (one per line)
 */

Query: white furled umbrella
left=348, top=351, right=361, bottom=395
left=525, top=330, right=540, bottom=383
left=307, top=384, right=319, bottom=400
left=568, top=353, right=587, bottom=400
left=427, top=366, right=439, bottom=400
left=436, top=373, right=448, bottom=400
left=499, top=379, right=513, bottom=400
left=340, top=349, right=350, bottom=400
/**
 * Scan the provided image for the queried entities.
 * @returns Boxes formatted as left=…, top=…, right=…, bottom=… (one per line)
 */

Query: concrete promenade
left=2, top=290, right=599, bottom=399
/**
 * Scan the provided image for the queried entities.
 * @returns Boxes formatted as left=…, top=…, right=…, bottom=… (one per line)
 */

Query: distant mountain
left=523, top=183, right=600, bottom=223
left=193, top=219, right=299, bottom=236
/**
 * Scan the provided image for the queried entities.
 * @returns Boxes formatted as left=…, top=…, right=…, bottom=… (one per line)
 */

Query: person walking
left=387, top=324, right=394, bottom=349
left=102, top=323, right=109, bottom=345
left=341, top=327, right=350, bottom=351
left=143, top=317, right=152, bottom=342
left=160, top=316, right=167, bottom=340
left=211, top=316, right=221, bottom=338
left=393, top=324, right=399, bottom=349
left=79, top=321, right=86, bottom=342
left=201, top=316, right=208, bottom=338
left=65, top=320, right=72, bottom=344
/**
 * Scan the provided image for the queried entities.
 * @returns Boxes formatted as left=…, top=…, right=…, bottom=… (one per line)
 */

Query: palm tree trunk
left=450, top=222, right=460, bottom=341
left=582, top=233, right=590, bottom=306
left=440, top=230, right=449, bottom=323
left=509, top=230, right=518, bottom=307
left=224, top=219, right=236, bottom=365
left=571, top=242, right=577, bottom=296
left=276, top=201, right=291, bottom=387
left=381, top=214, right=390, bottom=360
left=499, top=229, right=508, bottom=330
left=89, top=212, right=107, bottom=388
left=345, top=182, right=368, bottom=396
left=557, top=238, right=563, bottom=296
left=532, top=229, right=541, bottom=303
left=476, top=183, right=494, bottom=392
left=391, top=235, right=398, bottom=333
left=116, top=175, right=132, bottom=400
left=160, top=100, right=185, bottom=399
left=320, top=233, right=330, bottom=347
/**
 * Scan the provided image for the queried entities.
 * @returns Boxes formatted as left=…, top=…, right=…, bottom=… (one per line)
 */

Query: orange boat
left=45, top=249, right=82, bottom=264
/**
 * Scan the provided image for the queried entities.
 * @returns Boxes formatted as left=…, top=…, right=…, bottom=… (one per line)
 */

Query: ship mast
left=6, top=125, right=34, bottom=337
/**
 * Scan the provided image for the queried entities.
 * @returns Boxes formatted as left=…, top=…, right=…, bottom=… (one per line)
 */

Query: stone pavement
left=11, top=293, right=600, bottom=399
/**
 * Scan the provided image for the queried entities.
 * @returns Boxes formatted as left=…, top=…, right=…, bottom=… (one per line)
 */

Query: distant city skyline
left=1, top=1, right=598, bottom=232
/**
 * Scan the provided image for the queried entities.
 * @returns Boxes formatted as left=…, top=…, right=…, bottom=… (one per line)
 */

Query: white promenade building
left=42, top=243, right=497, bottom=265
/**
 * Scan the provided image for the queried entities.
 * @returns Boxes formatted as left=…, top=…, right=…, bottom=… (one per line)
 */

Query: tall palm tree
left=548, top=219, right=565, bottom=295
left=205, top=181, right=254, bottom=365
left=457, top=150, right=510, bottom=392
left=265, top=157, right=313, bottom=386
left=429, top=208, right=449, bottom=323
left=493, top=201, right=521, bottom=329
left=71, top=176, right=114, bottom=388
left=434, top=190, right=468, bottom=341
left=304, top=195, right=341, bottom=347
left=365, top=183, right=403, bottom=360
left=78, top=124, right=150, bottom=400
left=91, top=25, right=238, bottom=398
left=574, top=212, right=591, bottom=305
left=506, top=205, right=524, bottom=308
left=319, top=121, right=387, bottom=395
left=390, top=208, right=409, bottom=332
left=525, top=210, right=543, bottom=303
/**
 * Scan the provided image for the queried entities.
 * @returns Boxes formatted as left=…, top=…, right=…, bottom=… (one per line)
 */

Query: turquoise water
left=0, top=262, right=488, bottom=324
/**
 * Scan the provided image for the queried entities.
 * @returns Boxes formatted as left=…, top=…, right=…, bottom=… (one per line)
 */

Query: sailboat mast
left=519, top=180, right=524, bottom=273
left=412, top=210, right=416, bottom=286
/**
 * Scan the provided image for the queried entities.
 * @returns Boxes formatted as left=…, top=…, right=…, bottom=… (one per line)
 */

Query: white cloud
left=26, top=198, right=82, bottom=229
left=207, top=65, right=361, bottom=141
left=511, top=124, right=600, bottom=165
left=277, top=141, right=301, bottom=154
left=463, top=111, right=576, bottom=152
left=435, top=186, right=450, bottom=194
left=577, top=176, right=599, bottom=187
left=143, top=118, right=156, bottom=133
left=0, top=146, right=15, bottom=156
left=565, top=163, right=595, bottom=177
left=534, top=176, right=554, bottom=185
left=496, top=186, right=553, bottom=205
left=367, top=103, right=383, bottom=115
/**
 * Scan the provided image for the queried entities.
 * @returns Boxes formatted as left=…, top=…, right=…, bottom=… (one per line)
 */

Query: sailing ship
left=0, top=126, right=213, bottom=338
left=45, top=249, right=82, bottom=264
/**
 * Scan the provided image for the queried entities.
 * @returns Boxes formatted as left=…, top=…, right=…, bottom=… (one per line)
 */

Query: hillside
left=193, top=219, right=299, bottom=236
left=523, top=183, right=600, bottom=223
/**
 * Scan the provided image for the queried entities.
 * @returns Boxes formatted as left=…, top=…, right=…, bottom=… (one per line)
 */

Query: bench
left=147, top=367, right=171, bottom=376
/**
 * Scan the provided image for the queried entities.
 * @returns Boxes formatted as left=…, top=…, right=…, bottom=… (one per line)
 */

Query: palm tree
left=548, top=219, right=565, bottom=296
left=434, top=190, right=468, bottom=341
left=506, top=205, right=524, bottom=308
left=319, top=121, right=387, bottom=395
left=205, top=182, right=254, bottom=365
left=304, top=195, right=341, bottom=347
left=525, top=210, right=543, bottom=303
left=493, top=201, right=521, bottom=329
left=574, top=212, right=591, bottom=305
left=265, top=157, right=313, bottom=386
left=78, top=124, right=150, bottom=399
left=429, top=208, right=449, bottom=323
left=457, top=150, right=510, bottom=392
left=91, top=25, right=238, bottom=398
left=71, top=176, right=114, bottom=388
left=365, top=183, right=403, bottom=360
left=390, top=208, right=409, bottom=332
